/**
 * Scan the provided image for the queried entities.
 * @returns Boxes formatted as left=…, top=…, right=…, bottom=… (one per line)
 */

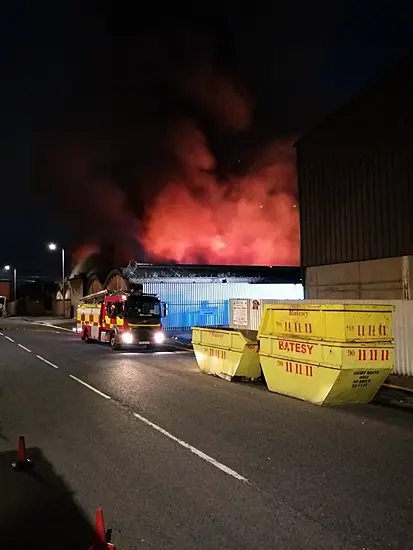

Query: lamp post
left=4, top=265, right=17, bottom=301
left=47, top=243, right=66, bottom=316
left=47, top=243, right=65, bottom=289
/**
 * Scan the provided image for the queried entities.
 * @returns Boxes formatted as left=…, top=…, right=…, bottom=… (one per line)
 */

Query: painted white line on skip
left=36, top=355, right=59, bottom=369
left=5, top=336, right=14, bottom=342
left=133, top=411, right=248, bottom=483
left=18, top=344, right=31, bottom=353
left=69, top=375, right=111, bottom=400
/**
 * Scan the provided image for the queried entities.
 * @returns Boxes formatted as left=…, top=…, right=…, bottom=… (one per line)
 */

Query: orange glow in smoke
left=73, top=244, right=100, bottom=265
left=140, top=127, right=300, bottom=266
left=67, top=62, right=300, bottom=268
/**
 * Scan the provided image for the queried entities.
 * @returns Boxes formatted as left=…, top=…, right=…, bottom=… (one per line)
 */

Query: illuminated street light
left=3, top=264, right=17, bottom=301
left=47, top=242, right=65, bottom=286
left=47, top=242, right=66, bottom=315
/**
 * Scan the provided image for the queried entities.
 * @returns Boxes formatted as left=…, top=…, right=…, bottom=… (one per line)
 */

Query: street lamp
left=47, top=242, right=65, bottom=286
left=47, top=242, right=66, bottom=311
left=3, top=265, right=17, bottom=301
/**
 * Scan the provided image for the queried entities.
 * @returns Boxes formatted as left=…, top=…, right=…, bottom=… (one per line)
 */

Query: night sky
left=1, top=1, right=413, bottom=279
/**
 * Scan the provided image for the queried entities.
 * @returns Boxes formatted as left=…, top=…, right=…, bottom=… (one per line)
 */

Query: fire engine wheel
left=83, top=328, right=91, bottom=343
left=110, top=332, right=121, bottom=351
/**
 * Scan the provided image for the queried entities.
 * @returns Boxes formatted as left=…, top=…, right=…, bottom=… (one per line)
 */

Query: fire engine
left=76, top=289, right=167, bottom=351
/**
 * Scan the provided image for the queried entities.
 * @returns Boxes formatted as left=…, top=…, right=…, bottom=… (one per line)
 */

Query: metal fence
left=161, top=301, right=229, bottom=332
left=230, top=298, right=413, bottom=377
left=141, top=281, right=303, bottom=332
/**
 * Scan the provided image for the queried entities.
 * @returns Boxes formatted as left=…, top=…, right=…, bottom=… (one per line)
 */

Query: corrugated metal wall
left=296, top=53, right=413, bottom=268
left=141, top=282, right=303, bottom=331
left=230, top=298, right=413, bottom=376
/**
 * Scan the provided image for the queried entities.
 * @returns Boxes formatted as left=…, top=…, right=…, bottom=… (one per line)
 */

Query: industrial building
left=295, top=52, right=413, bottom=299
left=67, top=261, right=302, bottom=330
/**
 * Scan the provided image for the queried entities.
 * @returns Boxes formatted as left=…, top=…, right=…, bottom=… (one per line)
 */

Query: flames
left=140, top=123, right=299, bottom=266
left=138, top=57, right=300, bottom=266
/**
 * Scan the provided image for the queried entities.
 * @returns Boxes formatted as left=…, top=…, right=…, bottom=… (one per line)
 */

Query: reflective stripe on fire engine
left=81, top=314, right=100, bottom=325
left=77, top=304, right=101, bottom=328
left=104, top=315, right=124, bottom=329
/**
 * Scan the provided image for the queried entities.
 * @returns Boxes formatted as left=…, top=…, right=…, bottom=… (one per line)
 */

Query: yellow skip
left=260, top=336, right=393, bottom=369
left=259, top=303, right=394, bottom=342
left=192, top=327, right=261, bottom=382
left=258, top=303, right=394, bottom=406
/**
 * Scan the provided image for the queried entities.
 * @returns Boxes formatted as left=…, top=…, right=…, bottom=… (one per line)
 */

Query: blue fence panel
left=163, top=300, right=229, bottom=331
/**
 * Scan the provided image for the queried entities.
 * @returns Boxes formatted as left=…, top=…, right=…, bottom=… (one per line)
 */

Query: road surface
left=1, top=319, right=413, bottom=549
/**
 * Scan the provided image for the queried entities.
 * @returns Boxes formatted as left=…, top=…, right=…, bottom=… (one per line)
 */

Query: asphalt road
left=1, top=319, right=413, bottom=549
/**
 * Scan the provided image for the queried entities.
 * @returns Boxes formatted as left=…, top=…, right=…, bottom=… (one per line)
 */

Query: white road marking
left=133, top=411, right=248, bottom=483
left=69, top=375, right=111, bottom=399
left=5, top=336, right=14, bottom=342
left=31, top=322, right=73, bottom=332
left=0, top=332, right=3, bottom=336
left=36, top=355, right=59, bottom=369
left=29, top=340, right=243, bottom=482
left=18, top=344, right=31, bottom=353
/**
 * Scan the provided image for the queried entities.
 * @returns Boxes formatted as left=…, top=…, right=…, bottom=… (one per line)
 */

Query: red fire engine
left=76, top=289, right=167, bottom=350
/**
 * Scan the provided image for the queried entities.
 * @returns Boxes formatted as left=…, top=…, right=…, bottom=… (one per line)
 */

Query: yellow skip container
left=192, top=327, right=261, bottom=382
left=260, top=302, right=393, bottom=342
left=258, top=304, right=394, bottom=406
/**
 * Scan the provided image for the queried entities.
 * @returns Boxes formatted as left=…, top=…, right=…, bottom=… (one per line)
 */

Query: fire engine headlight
left=121, top=332, right=134, bottom=344
left=154, top=331, right=165, bottom=344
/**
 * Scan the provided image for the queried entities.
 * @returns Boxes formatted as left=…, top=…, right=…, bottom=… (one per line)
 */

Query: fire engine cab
left=76, top=289, right=167, bottom=350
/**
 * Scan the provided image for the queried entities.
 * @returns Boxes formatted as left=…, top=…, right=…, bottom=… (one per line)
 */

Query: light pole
left=4, top=265, right=17, bottom=301
left=47, top=243, right=66, bottom=316
left=47, top=243, right=65, bottom=288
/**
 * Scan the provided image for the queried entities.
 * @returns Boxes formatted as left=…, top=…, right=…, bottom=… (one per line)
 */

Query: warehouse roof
left=123, top=262, right=302, bottom=284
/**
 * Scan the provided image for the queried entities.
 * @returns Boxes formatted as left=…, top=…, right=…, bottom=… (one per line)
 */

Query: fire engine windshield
left=125, top=296, right=161, bottom=318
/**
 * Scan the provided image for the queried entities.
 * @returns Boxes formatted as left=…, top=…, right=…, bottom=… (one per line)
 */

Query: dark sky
left=1, top=0, right=413, bottom=278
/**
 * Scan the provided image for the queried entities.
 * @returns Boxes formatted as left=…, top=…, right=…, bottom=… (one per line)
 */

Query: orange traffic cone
left=11, top=436, right=32, bottom=470
left=89, top=508, right=115, bottom=550
left=96, top=508, right=106, bottom=546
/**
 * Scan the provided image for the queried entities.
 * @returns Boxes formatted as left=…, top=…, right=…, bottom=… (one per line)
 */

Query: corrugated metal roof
left=124, top=262, right=302, bottom=284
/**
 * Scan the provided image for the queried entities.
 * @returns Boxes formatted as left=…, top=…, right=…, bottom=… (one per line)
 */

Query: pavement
left=1, top=318, right=413, bottom=548
left=0, top=315, right=76, bottom=332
